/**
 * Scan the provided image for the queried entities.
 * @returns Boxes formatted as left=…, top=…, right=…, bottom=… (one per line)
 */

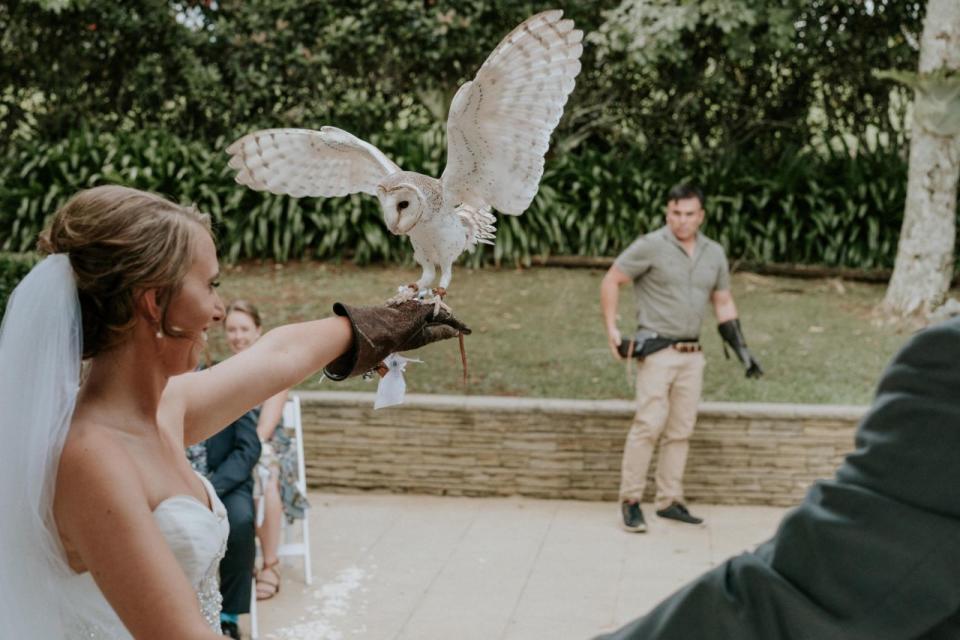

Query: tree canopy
left=1, top=0, right=925, bottom=158
left=0, top=0, right=938, bottom=270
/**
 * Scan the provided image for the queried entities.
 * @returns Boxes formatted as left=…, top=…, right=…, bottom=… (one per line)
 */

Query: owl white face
left=377, top=184, right=425, bottom=236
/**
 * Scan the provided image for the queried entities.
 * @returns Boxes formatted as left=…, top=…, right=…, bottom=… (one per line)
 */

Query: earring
left=156, top=328, right=163, bottom=339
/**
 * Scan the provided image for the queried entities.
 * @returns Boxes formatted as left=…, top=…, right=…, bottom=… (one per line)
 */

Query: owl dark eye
left=398, top=200, right=410, bottom=211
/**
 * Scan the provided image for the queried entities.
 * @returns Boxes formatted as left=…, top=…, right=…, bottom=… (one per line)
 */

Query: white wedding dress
left=0, top=257, right=234, bottom=638
left=60, top=474, right=230, bottom=638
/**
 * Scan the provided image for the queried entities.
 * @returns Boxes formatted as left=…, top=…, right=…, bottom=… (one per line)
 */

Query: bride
left=0, top=185, right=467, bottom=639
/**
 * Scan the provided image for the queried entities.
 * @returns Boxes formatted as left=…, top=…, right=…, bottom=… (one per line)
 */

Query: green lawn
left=211, top=262, right=923, bottom=405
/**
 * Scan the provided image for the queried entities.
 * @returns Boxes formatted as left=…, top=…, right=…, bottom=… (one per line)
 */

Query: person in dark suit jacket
left=204, top=408, right=261, bottom=638
left=595, top=317, right=960, bottom=640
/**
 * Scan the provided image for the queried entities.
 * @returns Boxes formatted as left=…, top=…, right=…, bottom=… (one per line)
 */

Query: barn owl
left=226, top=10, right=583, bottom=303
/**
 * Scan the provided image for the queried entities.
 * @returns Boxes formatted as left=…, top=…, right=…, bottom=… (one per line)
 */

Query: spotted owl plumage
left=226, top=10, right=583, bottom=294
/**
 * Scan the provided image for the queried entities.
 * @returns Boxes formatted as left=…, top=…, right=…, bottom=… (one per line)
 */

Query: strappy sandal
left=255, top=559, right=281, bottom=601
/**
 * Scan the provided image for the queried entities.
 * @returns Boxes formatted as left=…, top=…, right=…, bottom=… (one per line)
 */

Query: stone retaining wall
left=298, top=391, right=866, bottom=507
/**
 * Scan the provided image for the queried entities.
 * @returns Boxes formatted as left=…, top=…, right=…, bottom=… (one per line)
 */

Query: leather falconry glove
left=718, top=318, right=763, bottom=378
left=323, top=300, right=471, bottom=380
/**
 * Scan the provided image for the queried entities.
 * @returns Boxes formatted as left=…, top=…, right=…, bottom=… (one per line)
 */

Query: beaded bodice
left=60, top=473, right=229, bottom=638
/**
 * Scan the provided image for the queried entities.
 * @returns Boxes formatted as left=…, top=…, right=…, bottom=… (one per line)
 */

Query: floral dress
left=254, top=406, right=310, bottom=523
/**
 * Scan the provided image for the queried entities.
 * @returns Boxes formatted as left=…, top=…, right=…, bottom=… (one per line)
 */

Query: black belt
left=618, top=331, right=700, bottom=359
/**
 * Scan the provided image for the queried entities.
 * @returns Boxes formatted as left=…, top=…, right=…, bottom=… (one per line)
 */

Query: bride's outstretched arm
left=169, top=301, right=468, bottom=446
left=171, top=316, right=352, bottom=446
left=55, top=431, right=225, bottom=640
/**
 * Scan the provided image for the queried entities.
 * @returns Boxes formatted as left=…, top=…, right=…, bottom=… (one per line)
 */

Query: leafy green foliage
left=0, top=127, right=916, bottom=270
left=511, top=138, right=911, bottom=269
left=0, top=128, right=418, bottom=262
left=0, top=252, right=37, bottom=323
left=588, top=0, right=925, bottom=157
left=0, top=1, right=934, bottom=271
left=0, top=1, right=610, bottom=147
left=1, top=1, right=924, bottom=160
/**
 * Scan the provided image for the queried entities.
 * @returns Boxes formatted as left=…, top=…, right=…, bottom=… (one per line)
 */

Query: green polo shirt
left=614, top=226, right=730, bottom=339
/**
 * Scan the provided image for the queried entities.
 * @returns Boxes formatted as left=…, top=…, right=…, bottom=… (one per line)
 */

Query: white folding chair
left=249, top=394, right=312, bottom=639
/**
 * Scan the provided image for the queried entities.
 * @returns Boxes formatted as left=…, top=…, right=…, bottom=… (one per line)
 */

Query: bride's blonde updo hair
left=38, top=185, right=213, bottom=359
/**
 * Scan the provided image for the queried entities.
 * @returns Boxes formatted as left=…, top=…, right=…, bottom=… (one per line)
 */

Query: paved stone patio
left=244, top=492, right=787, bottom=640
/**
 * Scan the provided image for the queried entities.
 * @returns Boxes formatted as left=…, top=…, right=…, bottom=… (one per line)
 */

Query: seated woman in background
left=224, top=299, right=309, bottom=601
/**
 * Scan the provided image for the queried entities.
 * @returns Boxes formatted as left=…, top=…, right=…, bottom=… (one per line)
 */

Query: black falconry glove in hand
left=718, top=318, right=763, bottom=378
left=323, top=300, right=471, bottom=380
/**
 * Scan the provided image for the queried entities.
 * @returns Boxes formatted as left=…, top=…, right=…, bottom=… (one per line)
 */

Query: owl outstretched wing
left=226, top=127, right=401, bottom=198
left=441, top=10, right=583, bottom=216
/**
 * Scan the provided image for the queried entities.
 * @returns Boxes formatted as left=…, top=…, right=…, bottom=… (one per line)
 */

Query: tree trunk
left=883, top=0, right=960, bottom=317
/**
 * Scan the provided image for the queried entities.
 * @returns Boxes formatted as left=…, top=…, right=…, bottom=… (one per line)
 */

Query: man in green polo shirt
left=600, top=184, right=762, bottom=533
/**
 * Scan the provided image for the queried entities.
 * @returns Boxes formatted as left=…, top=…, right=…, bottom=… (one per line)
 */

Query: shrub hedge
left=0, top=127, right=922, bottom=271
left=0, top=252, right=38, bottom=324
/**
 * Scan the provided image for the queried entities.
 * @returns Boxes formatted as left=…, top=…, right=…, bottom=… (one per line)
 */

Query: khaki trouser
left=619, top=347, right=706, bottom=509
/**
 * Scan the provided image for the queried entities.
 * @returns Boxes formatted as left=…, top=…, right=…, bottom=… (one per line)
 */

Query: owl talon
left=386, top=283, right=421, bottom=306
left=431, top=295, right=452, bottom=316
left=435, top=288, right=451, bottom=314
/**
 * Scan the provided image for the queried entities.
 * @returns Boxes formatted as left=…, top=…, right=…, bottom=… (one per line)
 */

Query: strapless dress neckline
left=61, top=472, right=229, bottom=639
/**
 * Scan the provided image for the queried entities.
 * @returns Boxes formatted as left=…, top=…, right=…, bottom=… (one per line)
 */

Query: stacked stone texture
left=298, top=391, right=864, bottom=507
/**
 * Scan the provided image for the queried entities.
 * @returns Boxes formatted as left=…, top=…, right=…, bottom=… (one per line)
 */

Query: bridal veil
left=0, top=254, right=82, bottom=637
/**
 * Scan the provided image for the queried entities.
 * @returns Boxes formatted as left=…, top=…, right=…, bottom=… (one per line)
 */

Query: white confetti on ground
left=267, top=566, right=369, bottom=640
